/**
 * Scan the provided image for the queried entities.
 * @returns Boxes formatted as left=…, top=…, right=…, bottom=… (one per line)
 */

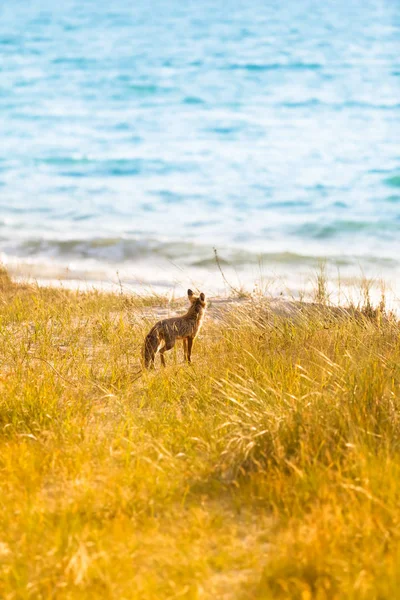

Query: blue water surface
left=0, top=0, right=399, bottom=285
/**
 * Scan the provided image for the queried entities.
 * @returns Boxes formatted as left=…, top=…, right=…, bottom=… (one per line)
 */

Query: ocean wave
left=385, top=175, right=400, bottom=188
left=9, top=237, right=206, bottom=263
left=183, top=96, right=206, bottom=105
left=224, top=62, right=323, bottom=72
left=281, top=100, right=400, bottom=110
left=293, top=220, right=400, bottom=239
left=2, top=237, right=398, bottom=271
left=36, top=156, right=194, bottom=177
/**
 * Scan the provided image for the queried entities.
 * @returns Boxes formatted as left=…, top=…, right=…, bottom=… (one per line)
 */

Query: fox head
left=188, top=289, right=206, bottom=314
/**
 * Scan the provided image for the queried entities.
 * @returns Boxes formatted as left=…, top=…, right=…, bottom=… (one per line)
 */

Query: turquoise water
left=0, top=0, right=399, bottom=290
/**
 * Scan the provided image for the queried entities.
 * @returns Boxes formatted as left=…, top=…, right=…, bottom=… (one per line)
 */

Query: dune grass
left=1, top=268, right=400, bottom=598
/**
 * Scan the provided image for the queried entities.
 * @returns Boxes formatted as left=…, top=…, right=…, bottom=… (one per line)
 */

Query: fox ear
left=200, top=292, right=205, bottom=302
left=188, top=289, right=195, bottom=303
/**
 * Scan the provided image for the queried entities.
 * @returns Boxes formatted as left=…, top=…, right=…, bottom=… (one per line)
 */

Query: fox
left=143, top=289, right=207, bottom=369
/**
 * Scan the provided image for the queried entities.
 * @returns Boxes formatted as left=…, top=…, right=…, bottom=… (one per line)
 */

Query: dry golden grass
left=1, top=266, right=400, bottom=599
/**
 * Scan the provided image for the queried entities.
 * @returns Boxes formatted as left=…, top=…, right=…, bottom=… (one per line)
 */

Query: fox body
left=143, top=289, right=206, bottom=369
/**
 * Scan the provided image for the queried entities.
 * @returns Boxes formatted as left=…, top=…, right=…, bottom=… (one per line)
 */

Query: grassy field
left=1, top=267, right=400, bottom=599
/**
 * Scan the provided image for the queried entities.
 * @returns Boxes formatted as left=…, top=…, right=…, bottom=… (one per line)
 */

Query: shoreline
left=4, top=258, right=399, bottom=316
left=2, top=267, right=396, bottom=323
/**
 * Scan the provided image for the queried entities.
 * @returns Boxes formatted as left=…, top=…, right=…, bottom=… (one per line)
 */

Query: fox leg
left=159, top=336, right=175, bottom=367
left=187, top=337, right=193, bottom=363
left=183, top=338, right=188, bottom=362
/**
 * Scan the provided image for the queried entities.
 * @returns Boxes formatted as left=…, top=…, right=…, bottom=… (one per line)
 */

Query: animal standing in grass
left=143, top=289, right=207, bottom=369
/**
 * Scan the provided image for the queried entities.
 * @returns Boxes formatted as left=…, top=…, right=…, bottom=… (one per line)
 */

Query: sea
left=0, top=0, right=399, bottom=301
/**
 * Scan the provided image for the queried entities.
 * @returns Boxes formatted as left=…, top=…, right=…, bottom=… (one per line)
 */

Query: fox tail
left=143, top=330, right=159, bottom=369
